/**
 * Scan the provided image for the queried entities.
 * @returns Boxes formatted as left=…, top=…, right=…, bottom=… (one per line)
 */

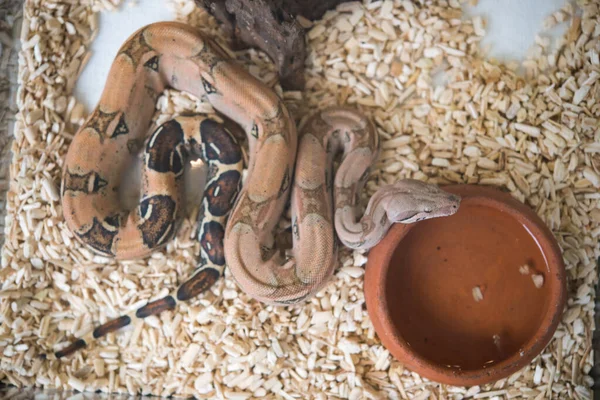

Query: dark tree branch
left=196, top=0, right=352, bottom=90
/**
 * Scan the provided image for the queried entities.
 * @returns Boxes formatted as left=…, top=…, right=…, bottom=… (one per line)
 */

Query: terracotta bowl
left=364, top=184, right=566, bottom=386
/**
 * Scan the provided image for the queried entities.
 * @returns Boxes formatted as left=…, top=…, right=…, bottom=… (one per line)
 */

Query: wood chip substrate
left=1, top=0, right=598, bottom=399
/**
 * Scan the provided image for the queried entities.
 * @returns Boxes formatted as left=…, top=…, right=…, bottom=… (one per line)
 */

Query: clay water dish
left=364, top=184, right=566, bottom=386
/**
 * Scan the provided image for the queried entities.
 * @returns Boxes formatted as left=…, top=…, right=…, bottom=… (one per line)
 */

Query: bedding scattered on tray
left=1, top=0, right=598, bottom=398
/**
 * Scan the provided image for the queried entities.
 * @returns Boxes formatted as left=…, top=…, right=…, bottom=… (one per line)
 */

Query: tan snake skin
left=55, top=22, right=461, bottom=358
left=225, top=107, right=461, bottom=305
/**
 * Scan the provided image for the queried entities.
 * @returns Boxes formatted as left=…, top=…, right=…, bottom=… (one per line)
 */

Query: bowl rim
left=364, top=184, right=567, bottom=386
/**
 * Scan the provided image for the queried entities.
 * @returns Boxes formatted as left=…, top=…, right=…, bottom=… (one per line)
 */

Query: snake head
left=383, top=179, right=461, bottom=224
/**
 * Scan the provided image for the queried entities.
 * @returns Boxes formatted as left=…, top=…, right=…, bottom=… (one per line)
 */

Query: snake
left=54, top=22, right=461, bottom=358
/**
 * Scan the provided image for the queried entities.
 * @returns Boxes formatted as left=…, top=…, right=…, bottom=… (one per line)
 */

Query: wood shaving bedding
left=0, top=1, right=22, bottom=250
left=0, top=0, right=598, bottom=398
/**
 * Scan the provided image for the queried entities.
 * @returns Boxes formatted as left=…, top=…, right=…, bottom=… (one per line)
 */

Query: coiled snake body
left=56, top=22, right=460, bottom=358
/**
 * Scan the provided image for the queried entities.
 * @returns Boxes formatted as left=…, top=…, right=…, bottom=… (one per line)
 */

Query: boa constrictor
left=55, top=22, right=460, bottom=358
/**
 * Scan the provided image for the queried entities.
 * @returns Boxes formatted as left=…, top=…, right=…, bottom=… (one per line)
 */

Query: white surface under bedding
left=75, top=0, right=569, bottom=112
